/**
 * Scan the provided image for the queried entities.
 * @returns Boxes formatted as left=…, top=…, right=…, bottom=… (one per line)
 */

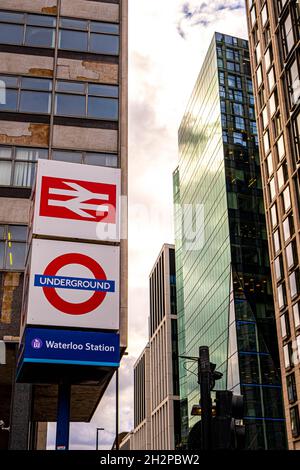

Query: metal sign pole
left=55, top=380, right=71, bottom=450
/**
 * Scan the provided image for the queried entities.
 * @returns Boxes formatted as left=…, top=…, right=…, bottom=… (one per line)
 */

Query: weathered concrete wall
left=60, top=0, right=119, bottom=22
left=0, top=198, right=30, bottom=225
left=57, top=58, right=118, bottom=84
left=0, top=121, right=49, bottom=147
left=0, top=0, right=57, bottom=15
left=53, top=125, right=118, bottom=152
left=0, top=53, right=53, bottom=78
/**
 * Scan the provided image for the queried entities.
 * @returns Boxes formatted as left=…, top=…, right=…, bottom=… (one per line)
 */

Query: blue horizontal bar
left=241, top=383, right=282, bottom=389
left=237, top=320, right=256, bottom=325
left=244, top=417, right=286, bottom=422
left=34, top=275, right=115, bottom=293
left=23, top=358, right=119, bottom=367
left=239, top=351, right=270, bottom=356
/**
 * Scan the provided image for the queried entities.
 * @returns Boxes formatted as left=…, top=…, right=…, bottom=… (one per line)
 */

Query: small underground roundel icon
left=31, top=338, right=43, bottom=349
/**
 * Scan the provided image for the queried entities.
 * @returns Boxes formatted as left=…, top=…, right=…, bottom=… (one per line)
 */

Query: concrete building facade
left=133, top=345, right=151, bottom=450
left=0, top=0, right=128, bottom=449
left=132, top=245, right=181, bottom=450
left=245, top=0, right=300, bottom=450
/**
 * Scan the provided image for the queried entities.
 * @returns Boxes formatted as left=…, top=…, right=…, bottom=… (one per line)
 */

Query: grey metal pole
left=198, top=346, right=212, bottom=450
left=116, top=368, right=119, bottom=450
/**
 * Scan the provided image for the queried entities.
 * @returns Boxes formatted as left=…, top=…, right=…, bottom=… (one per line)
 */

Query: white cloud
left=47, top=0, right=248, bottom=449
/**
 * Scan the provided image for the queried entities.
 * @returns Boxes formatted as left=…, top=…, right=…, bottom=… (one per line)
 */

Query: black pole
left=96, top=429, right=99, bottom=451
left=55, top=381, right=71, bottom=450
left=115, top=368, right=119, bottom=450
left=198, top=346, right=212, bottom=450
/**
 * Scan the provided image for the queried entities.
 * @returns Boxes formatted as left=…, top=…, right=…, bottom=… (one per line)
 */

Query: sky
left=47, top=0, right=248, bottom=450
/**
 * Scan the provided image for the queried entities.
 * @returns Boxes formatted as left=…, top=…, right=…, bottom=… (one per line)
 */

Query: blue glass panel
left=88, top=97, right=118, bottom=120
left=89, top=33, right=119, bottom=55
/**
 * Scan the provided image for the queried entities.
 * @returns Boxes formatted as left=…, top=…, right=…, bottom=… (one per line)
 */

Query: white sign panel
left=23, top=239, right=119, bottom=330
left=32, top=159, right=121, bottom=242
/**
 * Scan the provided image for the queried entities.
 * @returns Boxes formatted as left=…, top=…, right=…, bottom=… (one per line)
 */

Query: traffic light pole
left=198, top=346, right=212, bottom=450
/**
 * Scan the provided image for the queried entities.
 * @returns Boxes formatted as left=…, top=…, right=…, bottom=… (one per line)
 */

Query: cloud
left=178, top=0, right=244, bottom=38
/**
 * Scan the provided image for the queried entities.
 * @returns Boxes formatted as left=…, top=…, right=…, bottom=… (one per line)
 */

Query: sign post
left=17, top=160, right=122, bottom=451
left=55, top=380, right=71, bottom=451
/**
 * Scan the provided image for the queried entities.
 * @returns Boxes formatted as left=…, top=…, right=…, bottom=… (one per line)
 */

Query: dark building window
left=290, top=406, right=300, bottom=438
left=0, top=225, right=27, bottom=270
left=287, top=373, right=297, bottom=404
left=280, top=311, right=290, bottom=339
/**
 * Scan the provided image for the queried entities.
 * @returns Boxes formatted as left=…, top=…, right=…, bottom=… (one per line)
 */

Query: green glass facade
left=173, top=33, right=286, bottom=449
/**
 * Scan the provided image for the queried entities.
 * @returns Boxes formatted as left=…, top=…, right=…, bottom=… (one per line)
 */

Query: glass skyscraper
left=173, top=33, right=286, bottom=449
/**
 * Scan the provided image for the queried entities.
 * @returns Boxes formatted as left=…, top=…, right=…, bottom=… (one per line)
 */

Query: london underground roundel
left=25, top=239, right=119, bottom=331
left=41, top=253, right=109, bottom=315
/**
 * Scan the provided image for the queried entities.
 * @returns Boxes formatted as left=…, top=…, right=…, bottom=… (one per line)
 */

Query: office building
left=245, top=0, right=300, bottom=449
left=133, top=245, right=180, bottom=449
left=0, top=0, right=128, bottom=449
left=173, top=33, right=286, bottom=449
left=133, top=345, right=151, bottom=450
left=149, top=244, right=181, bottom=450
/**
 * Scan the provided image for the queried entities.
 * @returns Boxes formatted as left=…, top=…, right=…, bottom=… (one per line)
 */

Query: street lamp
left=96, top=427, right=104, bottom=450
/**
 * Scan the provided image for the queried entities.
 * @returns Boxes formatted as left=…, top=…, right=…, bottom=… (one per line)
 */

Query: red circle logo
left=43, top=253, right=107, bottom=315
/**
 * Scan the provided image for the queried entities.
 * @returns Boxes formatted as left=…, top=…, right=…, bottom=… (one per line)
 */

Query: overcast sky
left=47, top=0, right=248, bottom=450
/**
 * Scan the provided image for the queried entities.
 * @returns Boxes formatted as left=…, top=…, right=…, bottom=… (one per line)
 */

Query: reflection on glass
left=25, top=27, right=54, bottom=47
left=5, top=242, right=26, bottom=270
left=55, top=94, right=85, bottom=117
left=88, top=97, right=118, bottom=120
left=19, top=91, right=51, bottom=113
left=0, top=24, right=23, bottom=44
left=0, top=162, right=12, bottom=185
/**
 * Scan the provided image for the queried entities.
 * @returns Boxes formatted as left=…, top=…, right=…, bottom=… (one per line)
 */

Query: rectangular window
left=277, top=135, right=285, bottom=161
left=19, top=90, right=51, bottom=114
left=270, top=204, right=278, bottom=228
left=0, top=224, right=27, bottom=270
left=261, top=3, right=268, bottom=27
left=282, top=185, right=292, bottom=212
left=267, top=66, right=276, bottom=91
left=273, top=229, right=281, bottom=255
left=283, top=214, right=294, bottom=242
left=280, top=312, right=290, bottom=338
left=287, top=57, right=300, bottom=107
left=59, top=29, right=88, bottom=51
left=287, top=374, right=297, bottom=403
left=88, top=97, right=118, bottom=120
left=282, top=13, right=295, bottom=58
left=293, top=302, right=300, bottom=329
left=90, top=33, right=119, bottom=55
left=278, top=283, right=286, bottom=310
left=0, top=146, right=47, bottom=187
left=263, top=131, right=270, bottom=155
left=289, top=270, right=299, bottom=299
left=290, top=407, right=300, bottom=438
left=55, top=94, right=86, bottom=117
left=283, top=342, right=292, bottom=368
left=275, top=255, right=283, bottom=282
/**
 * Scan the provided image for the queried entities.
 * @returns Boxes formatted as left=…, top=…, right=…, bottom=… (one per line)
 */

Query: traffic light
left=212, top=390, right=245, bottom=449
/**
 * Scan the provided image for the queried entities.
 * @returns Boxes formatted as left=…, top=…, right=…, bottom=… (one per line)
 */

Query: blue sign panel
left=22, top=327, right=120, bottom=367
left=34, top=275, right=115, bottom=292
